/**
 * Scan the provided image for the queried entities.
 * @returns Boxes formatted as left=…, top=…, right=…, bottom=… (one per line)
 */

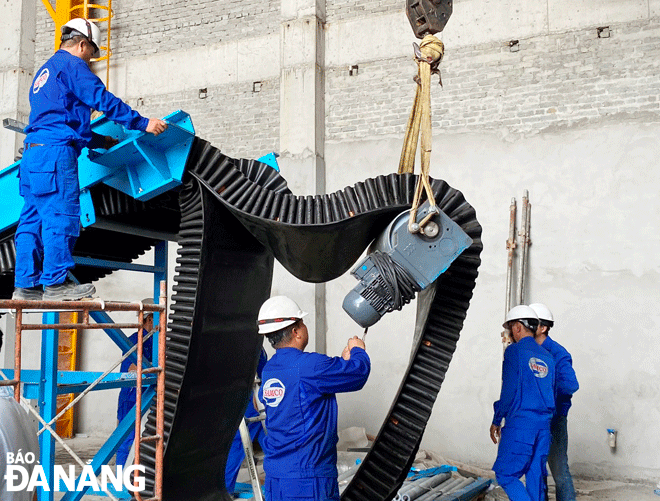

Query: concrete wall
left=0, top=0, right=658, bottom=483
left=0, top=0, right=35, bottom=167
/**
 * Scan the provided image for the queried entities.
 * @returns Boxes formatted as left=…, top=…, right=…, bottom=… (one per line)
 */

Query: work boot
left=12, top=286, right=44, bottom=301
left=43, top=280, right=96, bottom=301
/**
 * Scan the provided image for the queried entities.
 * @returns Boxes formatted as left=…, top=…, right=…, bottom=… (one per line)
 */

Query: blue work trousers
left=116, top=397, right=135, bottom=467
left=548, top=415, right=576, bottom=501
left=493, top=426, right=551, bottom=501
left=15, top=145, right=80, bottom=288
left=225, top=420, right=266, bottom=494
left=265, top=476, right=339, bottom=501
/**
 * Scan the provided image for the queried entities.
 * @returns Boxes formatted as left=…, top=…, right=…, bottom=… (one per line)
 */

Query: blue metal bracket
left=78, top=110, right=195, bottom=205
left=0, top=110, right=195, bottom=233
left=257, top=152, right=280, bottom=172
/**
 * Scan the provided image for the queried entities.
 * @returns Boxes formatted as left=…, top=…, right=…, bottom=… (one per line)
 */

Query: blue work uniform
left=15, top=49, right=148, bottom=288
left=541, top=336, right=579, bottom=501
left=224, top=348, right=269, bottom=494
left=492, top=336, right=555, bottom=501
left=259, top=347, right=370, bottom=501
left=116, top=329, right=153, bottom=466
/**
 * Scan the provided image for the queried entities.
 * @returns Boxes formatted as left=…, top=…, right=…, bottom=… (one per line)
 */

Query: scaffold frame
left=0, top=245, right=168, bottom=501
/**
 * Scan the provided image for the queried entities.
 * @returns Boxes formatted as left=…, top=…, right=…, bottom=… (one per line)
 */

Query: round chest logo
left=33, top=68, right=50, bottom=94
left=263, top=378, right=286, bottom=407
left=528, top=358, right=549, bottom=378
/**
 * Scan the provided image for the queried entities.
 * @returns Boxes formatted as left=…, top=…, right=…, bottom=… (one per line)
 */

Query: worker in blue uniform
left=116, top=310, right=154, bottom=466
left=256, top=296, right=371, bottom=501
left=224, top=348, right=268, bottom=495
left=13, top=17, right=167, bottom=302
left=529, top=304, right=579, bottom=501
left=491, top=305, right=555, bottom=501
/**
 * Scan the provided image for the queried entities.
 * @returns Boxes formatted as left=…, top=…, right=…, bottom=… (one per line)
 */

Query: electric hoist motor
left=343, top=201, right=472, bottom=328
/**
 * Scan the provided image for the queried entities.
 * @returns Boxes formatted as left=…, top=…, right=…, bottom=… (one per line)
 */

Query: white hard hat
left=257, top=296, right=308, bottom=335
left=529, top=303, right=554, bottom=326
left=61, top=18, right=101, bottom=57
left=141, top=298, right=155, bottom=317
left=503, top=305, right=539, bottom=331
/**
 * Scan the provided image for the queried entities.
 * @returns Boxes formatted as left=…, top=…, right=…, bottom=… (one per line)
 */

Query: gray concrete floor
left=485, top=477, right=660, bottom=501
left=51, top=436, right=660, bottom=500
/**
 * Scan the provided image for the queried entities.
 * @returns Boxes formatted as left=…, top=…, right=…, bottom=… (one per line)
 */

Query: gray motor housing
left=342, top=201, right=472, bottom=328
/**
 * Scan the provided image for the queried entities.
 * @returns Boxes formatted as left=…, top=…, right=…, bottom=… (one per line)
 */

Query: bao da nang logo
left=4, top=451, right=145, bottom=493
left=263, top=378, right=285, bottom=407
left=528, top=357, right=549, bottom=378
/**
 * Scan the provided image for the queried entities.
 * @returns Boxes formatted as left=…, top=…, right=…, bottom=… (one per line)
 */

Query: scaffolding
left=0, top=279, right=167, bottom=501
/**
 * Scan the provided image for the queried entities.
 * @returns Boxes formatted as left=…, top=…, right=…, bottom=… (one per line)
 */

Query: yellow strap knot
left=419, top=34, right=444, bottom=68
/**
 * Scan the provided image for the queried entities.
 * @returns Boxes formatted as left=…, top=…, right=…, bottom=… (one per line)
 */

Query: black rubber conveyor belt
left=134, top=136, right=482, bottom=501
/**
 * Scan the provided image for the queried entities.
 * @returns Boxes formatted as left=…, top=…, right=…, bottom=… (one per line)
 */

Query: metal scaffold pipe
left=502, top=197, right=517, bottom=351
left=434, top=477, right=475, bottom=499
left=505, top=197, right=517, bottom=314
left=399, top=472, right=453, bottom=500
left=516, top=190, right=530, bottom=305
left=413, top=477, right=458, bottom=501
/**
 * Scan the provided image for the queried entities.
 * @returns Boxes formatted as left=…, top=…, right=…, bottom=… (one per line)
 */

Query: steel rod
left=140, top=434, right=161, bottom=443
left=155, top=280, right=167, bottom=501
left=505, top=197, right=517, bottom=314
left=516, top=190, right=529, bottom=305
left=503, top=197, right=517, bottom=351
left=134, top=308, right=145, bottom=500
left=0, top=298, right=164, bottom=312
left=520, top=195, right=531, bottom=305
left=14, top=308, right=22, bottom=403
left=20, top=322, right=142, bottom=331
left=415, top=477, right=457, bottom=501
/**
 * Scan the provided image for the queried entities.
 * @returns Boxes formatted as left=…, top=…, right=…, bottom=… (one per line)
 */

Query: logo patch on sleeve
left=263, top=378, right=286, bottom=407
left=33, top=68, right=50, bottom=94
left=528, top=358, right=549, bottom=378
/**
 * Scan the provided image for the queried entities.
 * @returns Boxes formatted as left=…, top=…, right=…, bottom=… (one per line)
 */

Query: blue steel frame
left=0, top=109, right=188, bottom=498
left=7, top=241, right=168, bottom=501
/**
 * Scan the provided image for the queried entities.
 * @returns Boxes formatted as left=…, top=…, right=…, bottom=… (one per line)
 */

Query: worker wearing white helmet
left=491, top=305, right=556, bottom=501
left=13, top=18, right=168, bottom=302
left=257, top=296, right=371, bottom=501
left=529, top=303, right=579, bottom=501
left=60, top=18, right=102, bottom=58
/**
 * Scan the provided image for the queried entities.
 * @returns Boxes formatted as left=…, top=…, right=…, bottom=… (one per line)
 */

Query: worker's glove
left=103, top=135, right=119, bottom=149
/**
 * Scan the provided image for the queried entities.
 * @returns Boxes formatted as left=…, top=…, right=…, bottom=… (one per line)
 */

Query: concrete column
left=279, top=0, right=327, bottom=352
left=0, top=0, right=35, bottom=167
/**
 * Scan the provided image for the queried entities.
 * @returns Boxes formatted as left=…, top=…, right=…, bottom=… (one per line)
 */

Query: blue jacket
left=540, top=335, right=579, bottom=416
left=25, top=50, right=148, bottom=153
left=493, top=336, right=555, bottom=430
left=259, top=347, right=370, bottom=479
left=118, top=329, right=153, bottom=404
